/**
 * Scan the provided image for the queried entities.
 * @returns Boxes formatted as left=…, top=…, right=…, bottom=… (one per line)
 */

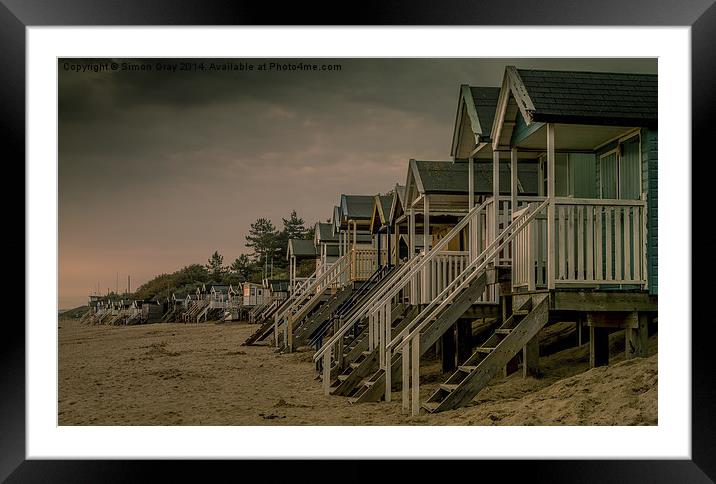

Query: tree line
left=133, top=210, right=316, bottom=301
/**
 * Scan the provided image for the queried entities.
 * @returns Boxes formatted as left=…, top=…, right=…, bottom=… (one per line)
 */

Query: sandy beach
left=58, top=318, right=657, bottom=426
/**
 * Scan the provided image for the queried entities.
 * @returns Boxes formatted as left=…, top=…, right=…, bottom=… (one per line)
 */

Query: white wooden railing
left=388, top=199, right=549, bottom=415
left=273, top=269, right=317, bottom=328
left=350, top=248, right=388, bottom=282
left=277, top=252, right=352, bottom=351
left=314, top=199, right=494, bottom=393
left=512, top=198, right=647, bottom=290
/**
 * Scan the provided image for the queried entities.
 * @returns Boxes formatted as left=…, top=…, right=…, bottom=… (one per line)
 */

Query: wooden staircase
left=242, top=317, right=276, bottom=346
left=329, top=304, right=416, bottom=397
left=423, top=294, right=549, bottom=413
left=182, top=299, right=208, bottom=323
left=307, top=266, right=395, bottom=350
left=293, top=285, right=356, bottom=348
left=348, top=272, right=488, bottom=403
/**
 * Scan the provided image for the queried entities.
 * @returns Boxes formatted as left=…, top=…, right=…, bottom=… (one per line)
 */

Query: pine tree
left=245, top=218, right=279, bottom=263
left=230, top=254, right=253, bottom=281
left=206, top=250, right=225, bottom=279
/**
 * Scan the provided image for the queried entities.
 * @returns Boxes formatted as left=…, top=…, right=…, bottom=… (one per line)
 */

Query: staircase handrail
left=277, top=252, right=352, bottom=329
left=274, top=268, right=319, bottom=323
left=389, top=199, right=549, bottom=356
left=313, top=198, right=492, bottom=363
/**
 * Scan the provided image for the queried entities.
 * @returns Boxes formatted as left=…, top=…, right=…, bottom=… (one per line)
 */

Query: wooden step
left=337, top=374, right=349, bottom=381
left=349, top=362, right=361, bottom=369
left=439, top=383, right=459, bottom=392
left=513, top=310, right=529, bottom=316
left=458, top=365, right=477, bottom=373
left=422, top=402, right=439, bottom=412
left=494, top=328, right=512, bottom=335
left=475, top=347, right=494, bottom=354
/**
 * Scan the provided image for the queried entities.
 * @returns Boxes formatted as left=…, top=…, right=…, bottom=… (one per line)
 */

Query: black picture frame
left=5, top=1, right=712, bottom=481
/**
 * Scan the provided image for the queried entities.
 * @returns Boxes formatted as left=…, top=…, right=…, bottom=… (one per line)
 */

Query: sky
left=58, top=57, right=657, bottom=308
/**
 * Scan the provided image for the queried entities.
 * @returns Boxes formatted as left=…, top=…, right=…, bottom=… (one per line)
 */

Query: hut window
left=599, top=134, right=641, bottom=200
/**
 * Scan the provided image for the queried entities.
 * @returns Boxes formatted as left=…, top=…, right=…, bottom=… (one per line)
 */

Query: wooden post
left=492, top=150, right=500, bottom=265
left=546, top=123, right=556, bottom=289
left=409, top=207, right=415, bottom=304
left=441, top=326, right=456, bottom=373
left=377, top=228, right=382, bottom=268
left=511, top=147, right=518, bottom=212
left=323, top=350, right=331, bottom=395
left=456, top=319, right=472, bottom=365
left=411, top=338, right=420, bottom=415
left=589, top=326, right=609, bottom=368
left=522, top=335, right=539, bottom=377
left=468, top=156, right=475, bottom=261
left=625, top=312, right=649, bottom=359
left=394, top=223, right=400, bottom=266
left=385, top=347, right=392, bottom=402
left=423, top=195, right=430, bottom=303
left=402, top=346, right=409, bottom=412
left=386, top=226, right=391, bottom=267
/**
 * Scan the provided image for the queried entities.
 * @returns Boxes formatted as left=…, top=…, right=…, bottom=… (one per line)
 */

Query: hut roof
left=340, top=195, right=374, bottom=221
left=288, top=239, right=318, bottom=259
left=504, top=67, right=657, bottom=128
left=409, top=159, right=538, bottom=196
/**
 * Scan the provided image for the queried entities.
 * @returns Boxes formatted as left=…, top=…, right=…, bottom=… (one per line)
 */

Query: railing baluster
left=633, top=206, right=641, bottom=282
left=615, top=207, right=622, bottom=281
left=567, top=205, right=575, bottom=280
left=606, top=207, right=613, bottom=281
left=558, top=205, right=566, bottom=280
left=587, top=206, right=594, bottom=281
left=577, top=205, right=584, bottom=281
left=595, top=206, right=603, bottom=280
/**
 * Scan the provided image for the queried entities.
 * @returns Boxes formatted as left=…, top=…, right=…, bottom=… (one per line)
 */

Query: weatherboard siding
left=642, top=128, right=658, bottom=296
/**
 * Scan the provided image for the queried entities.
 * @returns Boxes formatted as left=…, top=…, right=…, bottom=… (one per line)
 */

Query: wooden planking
left=624, top=207, right=632, bottom=281
left=577, top=205, right=584, bottom=280
left=558, top=205, right=566, bottom=280
left=633, top=206, right=641, bottom=281
left=605, top=207, right=612, bottom=280
left=552, top=290, right=657, bottom=312
left=614, top=207, right=622, bottom=280
left=429, top=295, right=550, bottom=412
left=595, top=206, right=603, bottom=280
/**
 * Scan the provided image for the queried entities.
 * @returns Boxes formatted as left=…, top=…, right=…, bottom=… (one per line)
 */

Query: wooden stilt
left=522, top=334, right=540, bottom=377
left=441, top=326, right=456, bottom=373
left=456, top=319, right=472, bottom=365
left=625, top=312, right=649, bottom=359
left=589, top=326, right=610, bottom=368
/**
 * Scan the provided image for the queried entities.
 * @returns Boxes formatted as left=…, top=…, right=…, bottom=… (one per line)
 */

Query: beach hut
left=242, top=282, right=265, bottom=307
left=287, top=238, right=318, bottom=292
left=314, top=222, right=340, bottom=278
left=393, top=69, right=657, bottom=414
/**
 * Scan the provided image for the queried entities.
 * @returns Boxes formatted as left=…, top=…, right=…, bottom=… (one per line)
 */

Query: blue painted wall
left=642, top=128, right=658, bottom=295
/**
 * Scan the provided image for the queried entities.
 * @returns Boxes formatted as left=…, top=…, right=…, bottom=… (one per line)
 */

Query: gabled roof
left=389, top=184, right=406, bottom=224
left=315, top=222, right=338, bottom=244
left=332, top=206, right=341, bottom=233
left=210, top=285, right=229, bottom=294
left=287, top=238, right=317, bottom=259
left=451, top=85, right=501, bottom=158
left=406, top=159, right=538, bottom=198
left=370, top=194, right=394, bottom=233
left=492, top=66, right=657, bottom=146
left=340, top=195, right=374, bottom=221
left=268, top=280, right=290, bottom=292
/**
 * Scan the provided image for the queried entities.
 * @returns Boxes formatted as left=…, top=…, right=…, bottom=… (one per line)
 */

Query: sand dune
left=58, top=318, right=656, bottom=426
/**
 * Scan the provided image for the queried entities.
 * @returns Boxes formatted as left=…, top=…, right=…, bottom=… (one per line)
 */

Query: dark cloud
left=58, top=58, right=657, bottom=308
